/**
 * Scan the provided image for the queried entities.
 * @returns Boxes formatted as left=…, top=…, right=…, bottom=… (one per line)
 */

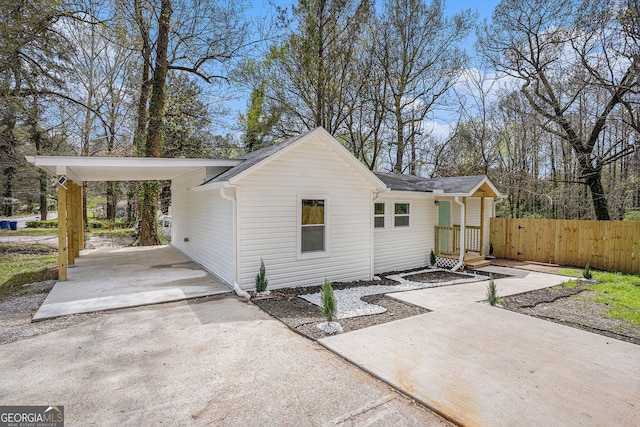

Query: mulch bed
left=250, top=269, right=448, bottom=341
left=403, top=270, right=479, bottom=283
left=253, top=269, right=640, bottom=346
left=500, top=280, right=640, bottom=345
left=252, top=266, right=485, bottom=341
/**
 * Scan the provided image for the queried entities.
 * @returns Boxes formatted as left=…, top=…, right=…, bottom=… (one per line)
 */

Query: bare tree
left=375, top=0, right=475, bottom=174
left=478, top=0, right=639, bottom=220
left=261, top=0, right=372, bottom=136
left=123, top=0, right=251, bottom=245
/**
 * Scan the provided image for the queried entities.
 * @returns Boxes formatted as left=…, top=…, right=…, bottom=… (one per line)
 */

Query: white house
left=28, top=127, right=501, bottom=296
left=171, top=127, right=501, bottom=294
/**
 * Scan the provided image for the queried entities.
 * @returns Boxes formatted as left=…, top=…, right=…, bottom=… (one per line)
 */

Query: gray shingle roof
left=375, top=172, right=487, bottom=194
left=204, top=134, right=305, bottom=184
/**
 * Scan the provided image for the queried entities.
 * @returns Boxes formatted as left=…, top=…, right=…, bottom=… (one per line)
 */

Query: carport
left=26, top=155, right=241, bottom=319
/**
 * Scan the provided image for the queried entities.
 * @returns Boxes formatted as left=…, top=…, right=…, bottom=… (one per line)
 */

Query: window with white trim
left=374, top=202, right=385, bottom=228
left=394, top=202, right=410, bottom=227
left=301, top=199, right=325, bottom=252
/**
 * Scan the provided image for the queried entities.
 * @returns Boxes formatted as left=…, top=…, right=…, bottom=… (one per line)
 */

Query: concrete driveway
left=0, top=297, right=447, bottom=426
left=33, top=245, right=231, bottom=321
left=321, top=266, right=640, bottom=426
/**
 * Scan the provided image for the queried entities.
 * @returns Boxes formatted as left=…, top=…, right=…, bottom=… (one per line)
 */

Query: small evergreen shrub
left=320, top=278, right=337, bottom=322
left=489, top=242, right=494, bottom=256
left=583, top=263, right=593, bottom=280
left=486, top=273, right=500, bottom=306
left=430, top=249, right=436, bottom=266
left=255, top=258, right=269, bottom=293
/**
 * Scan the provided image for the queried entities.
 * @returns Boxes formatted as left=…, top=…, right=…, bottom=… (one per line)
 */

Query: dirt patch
left=0, top=243, right=55, bottom=255
left=253, top=284, right=429, bottom=341
left=501, top=280, right=640, bottom=345
left=84, top=234, right=134, bottom=249
left=491, top=258, right=568, bottom=274
left=0, top=280, right=98, bottom=345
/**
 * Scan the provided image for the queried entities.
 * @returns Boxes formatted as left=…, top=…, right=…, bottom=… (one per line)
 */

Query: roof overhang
left=26, top=156, right=242, bottom=182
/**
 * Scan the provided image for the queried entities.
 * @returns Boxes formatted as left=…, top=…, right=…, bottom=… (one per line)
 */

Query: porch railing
left=434, top=225, right=482, bottom=256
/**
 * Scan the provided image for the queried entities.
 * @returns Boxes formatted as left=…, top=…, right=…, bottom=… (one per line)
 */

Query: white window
left=394, top=202, right=410, bottom=227
left=374, top=202, right=385, bottom=228
left=301, top=199, right=325, bottom=252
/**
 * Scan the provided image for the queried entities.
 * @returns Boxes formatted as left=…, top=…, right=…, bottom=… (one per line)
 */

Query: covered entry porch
left=434, top=180, right=501, bottom=269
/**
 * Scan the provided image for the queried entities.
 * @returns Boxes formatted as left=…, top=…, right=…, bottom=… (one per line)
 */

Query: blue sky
left=219, top=0, right=501, bottom=134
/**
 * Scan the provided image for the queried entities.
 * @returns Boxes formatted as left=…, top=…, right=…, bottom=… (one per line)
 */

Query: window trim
left=374, top=202, right=386, bottom=229
left=393, top=201, right=411, bottom=228
left=297, top=195, right=330, bottom=259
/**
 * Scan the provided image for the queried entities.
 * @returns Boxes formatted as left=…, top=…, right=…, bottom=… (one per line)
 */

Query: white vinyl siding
left=171, top=170, right=234, bottom=285
left=235, top=135, right=375, bottom=290
left=465, top=198, right=481, bottom=227
left=374, top=193, right=436, bottom=274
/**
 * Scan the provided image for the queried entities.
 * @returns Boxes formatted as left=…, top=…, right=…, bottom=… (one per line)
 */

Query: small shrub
left=489, top=242, right=494, bottom=256
left=430, top=249, right=436, bottom=266
left=486, top=273, right=500, bottom=306
left=583, top=263, right=593, bottom=280
left=320, top=278, right=337, bottom=322
left=255, top=258, right=269, bottom=293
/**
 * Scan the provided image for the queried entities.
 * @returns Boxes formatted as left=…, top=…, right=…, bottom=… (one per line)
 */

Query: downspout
left=220, top=186, right=250, bottom=299
left=452, top=196, right=465, bottom=272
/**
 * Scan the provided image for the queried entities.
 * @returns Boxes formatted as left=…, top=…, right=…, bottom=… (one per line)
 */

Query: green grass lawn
left=0, top=244, right=57, bottom=301
left=0, top=228, right=58, bottom=236
left=559, top=268, right=640, bottom=326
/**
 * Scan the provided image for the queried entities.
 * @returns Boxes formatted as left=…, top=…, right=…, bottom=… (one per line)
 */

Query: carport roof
left=26, top=156, right=241, bottom=182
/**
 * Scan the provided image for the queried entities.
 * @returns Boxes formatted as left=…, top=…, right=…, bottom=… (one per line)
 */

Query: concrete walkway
left=33, top=245, right=231, bottom=321
left=321, top=267, right=640, bottom=426
left=1, top=297, right=448, bottom=425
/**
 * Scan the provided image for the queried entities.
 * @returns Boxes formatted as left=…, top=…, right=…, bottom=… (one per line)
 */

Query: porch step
left=463, top=254, right=491, bottom=269
left=465, top=258, right=491, bottom=269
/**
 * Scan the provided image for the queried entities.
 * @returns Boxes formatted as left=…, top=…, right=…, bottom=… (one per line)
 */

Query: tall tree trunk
left=39, top=170, right=48, bottom=220
left=586, top=170, right=610, bottom=221
left=139, top=0, right=172, bottom=246
left=315, top=0, right=326, bottom=129
left=394, top=98, right=404, bottom=174
left=130, top=0, right=153, bottom=239
left=106, top=182, right=116, bottom=221
left=29, top=101, right=49, bottom=221
left=133, top=0, right=152, bottom=155
left=0, top=105, right=17, bottom=217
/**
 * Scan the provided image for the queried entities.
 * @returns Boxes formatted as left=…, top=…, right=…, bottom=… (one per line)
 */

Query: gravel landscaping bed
left=254, top=292, right=430, bottom=340
left=253, top=267, right=485, bottom=340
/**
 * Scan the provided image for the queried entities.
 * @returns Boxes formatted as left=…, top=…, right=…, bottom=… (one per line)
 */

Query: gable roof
left=200, top=127, right=387, bottom=190
left=375, top=172, right=501, bottom=197
left=205, top=133, right=305, bottom=184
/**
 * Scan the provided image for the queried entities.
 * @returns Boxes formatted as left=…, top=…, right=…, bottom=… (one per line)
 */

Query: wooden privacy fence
left=490, top=218, right=640, bottom=274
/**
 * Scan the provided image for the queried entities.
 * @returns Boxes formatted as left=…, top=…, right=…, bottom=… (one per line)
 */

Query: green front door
left=438, top=201, right=450, bottom=227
